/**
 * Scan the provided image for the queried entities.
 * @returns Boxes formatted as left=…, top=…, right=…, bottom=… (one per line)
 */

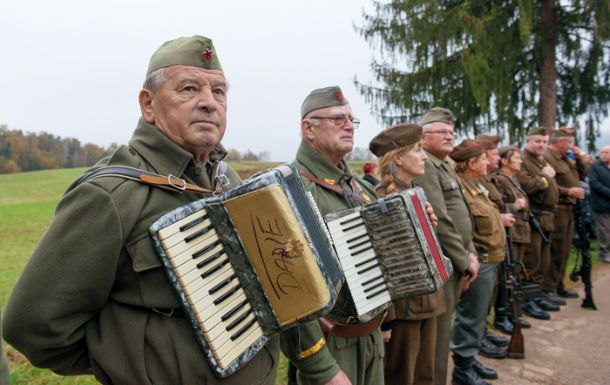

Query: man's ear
left=301, top=119, right=315, bottom=141
left=139, top=89, right=155, bottom=124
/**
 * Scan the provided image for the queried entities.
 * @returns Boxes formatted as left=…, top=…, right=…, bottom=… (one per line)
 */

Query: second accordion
left=324, top=187, right=453, bottom=322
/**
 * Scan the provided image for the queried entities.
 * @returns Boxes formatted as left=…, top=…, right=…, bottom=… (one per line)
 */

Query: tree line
left=0, top=125, right=117, bottom=174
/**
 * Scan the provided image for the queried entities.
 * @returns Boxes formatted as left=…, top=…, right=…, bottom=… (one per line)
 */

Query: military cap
left=301, top=86, right=348, bottom=119
left=498, top=145, right=519, bottom=158
left=449, top=139, right=485, bottom=163
left=369, top=123, right=423, bottom=157
left=526, top=127, right=548, bottom=137
left=147, top=35, right=222, bottom=76
left=550, top=127, right=577, bottom=138
left=418, top=107, right=454, bottom=127
left=475, top=134, right=500, bottom=150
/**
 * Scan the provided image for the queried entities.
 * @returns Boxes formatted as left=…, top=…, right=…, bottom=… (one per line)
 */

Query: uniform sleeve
left=2, top=182, right=123, bottom=375
left=280, top=320, right=340, bottom=385
left=415, top=162, right=471, bottom=273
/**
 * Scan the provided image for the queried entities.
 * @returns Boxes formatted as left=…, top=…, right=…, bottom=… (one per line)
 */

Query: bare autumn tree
left=356, top=0, right=610, bottom=150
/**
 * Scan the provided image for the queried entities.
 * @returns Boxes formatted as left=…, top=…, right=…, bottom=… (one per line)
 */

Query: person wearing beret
left=516, top=128, right=564, bottom=312
left=280, top=86, right=382, bottom=385
left=2, top=36, right=280, bottom=384
left=492, top=146, right=551, bottom=322
left=369, top=123, right=444, bottom=385
left=361, top=162, right=380, bottom=186
left=544, top=128, right=587, bottom=301
left=412, top=108, right=479, bottom=385
left=449, top=140, right=506, bottom=385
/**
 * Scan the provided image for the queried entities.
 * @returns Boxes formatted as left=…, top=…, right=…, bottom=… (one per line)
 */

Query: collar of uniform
left=129, top=118, right=226, bottom=177
left=424, top=149, right=447, bottom=168
left=545, top=147, right=562, bottom=162
left=524, top=149, right=545, bottom=167
left=459, top=174, right=484, bottom=196
left=295, top=141, right=352, bottom=183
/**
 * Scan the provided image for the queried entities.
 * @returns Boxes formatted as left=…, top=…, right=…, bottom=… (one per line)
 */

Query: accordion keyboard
left=326, top=211, right=392, bottom=316
left=156, top=209, right=264, bottom=369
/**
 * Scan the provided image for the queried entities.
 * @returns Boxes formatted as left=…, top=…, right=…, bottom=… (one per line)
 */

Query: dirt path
left=473, top=262, right=610, bottom=385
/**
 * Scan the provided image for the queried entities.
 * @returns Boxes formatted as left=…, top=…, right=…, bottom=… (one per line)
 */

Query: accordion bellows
left=149, top=164, right=342, bottom=377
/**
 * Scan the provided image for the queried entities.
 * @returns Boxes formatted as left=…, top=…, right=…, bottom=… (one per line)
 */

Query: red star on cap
left=202, top=48, right=213, bottom=64
left=335, top=91, right=344, bottom=101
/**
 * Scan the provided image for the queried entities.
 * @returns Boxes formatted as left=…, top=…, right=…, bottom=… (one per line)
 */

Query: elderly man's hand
left=325, top=370, right=352, bottom=385
left=462, top=251, right=480, bottom=291
left=542, top=165, right=556, bottom=178
left=568, top=187, right=585, bottom=199
left=501, top=213, right=516, bottom=228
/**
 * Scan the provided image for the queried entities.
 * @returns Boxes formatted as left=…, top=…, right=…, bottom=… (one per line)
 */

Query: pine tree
left=356, top=0, right=610, bottom=150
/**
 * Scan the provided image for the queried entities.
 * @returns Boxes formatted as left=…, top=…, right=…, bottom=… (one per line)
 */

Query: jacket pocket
left=126, top=231, right=163, bottom=272
left=470, top=208, right=493, bottom=236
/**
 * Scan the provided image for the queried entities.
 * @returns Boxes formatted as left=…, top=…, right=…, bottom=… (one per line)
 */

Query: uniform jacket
left=2, top=119, right=280, bottom=385
left=413, top=151, right=474, bottom=274
left=480, top=175, right=504, bottom=212
left=491, top=171, right=531, bottom=244
left=544, top=148, right=586, bottom=204
left=280, top=141, right=379, bottom=385
left=589, top=160, right=610, bottom=213
left=458, top=174, right=506, bottom=264
left=516, top=150, right=559, bottom=231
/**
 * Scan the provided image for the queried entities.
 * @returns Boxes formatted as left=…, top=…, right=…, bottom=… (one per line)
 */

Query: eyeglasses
left=309, top=115, right=360, bottom=129
left=425, top=129, right=455, bottom=137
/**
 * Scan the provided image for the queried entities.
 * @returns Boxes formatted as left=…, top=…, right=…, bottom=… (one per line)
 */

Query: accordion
left=149, top=164, right=342, bottom=377
left=325, top=187, right=453, bottom=322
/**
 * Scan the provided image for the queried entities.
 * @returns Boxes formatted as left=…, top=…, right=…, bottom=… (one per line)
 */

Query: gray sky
left=1, top=0, right=608, bottom=161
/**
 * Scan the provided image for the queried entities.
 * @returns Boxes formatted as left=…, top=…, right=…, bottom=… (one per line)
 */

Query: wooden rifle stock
left=505, top=228, right=525, bottom=359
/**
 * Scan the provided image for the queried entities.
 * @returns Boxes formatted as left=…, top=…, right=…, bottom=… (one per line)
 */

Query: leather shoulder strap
left=80, top=166, right=213, bottom=195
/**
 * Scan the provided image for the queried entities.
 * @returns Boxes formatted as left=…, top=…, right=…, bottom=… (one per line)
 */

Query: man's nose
left=196, top=87, right=217, bottom=111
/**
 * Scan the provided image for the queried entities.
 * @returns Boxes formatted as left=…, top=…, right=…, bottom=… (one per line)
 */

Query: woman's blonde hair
left=375, top=141, right=420, bottom=197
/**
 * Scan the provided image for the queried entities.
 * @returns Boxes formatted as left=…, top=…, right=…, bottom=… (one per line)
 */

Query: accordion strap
left=301, top=172, right=367, bottom=205
left=80, top=166, right=213, bottom=195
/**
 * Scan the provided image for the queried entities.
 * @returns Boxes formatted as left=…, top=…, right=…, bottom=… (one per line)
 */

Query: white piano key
left=158, top=215, right=213, bottom=247
left=165, top=233, right=220, bottom=267
left=215, top=320, right=264, bottom=369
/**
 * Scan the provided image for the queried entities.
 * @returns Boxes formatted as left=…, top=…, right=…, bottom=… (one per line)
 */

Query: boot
left=523, top=299, right=551, bottom=320
left=544, top=291, right=567, bottom=306
left=452, top=354, right=491, bottom=385
left=484, top=329, right=508, bottom=347
left=472, top=358, right=498, bottom=379
left=535, top=297, right=560, bottom=311
left=493, top=314, right=513, bottom=335
left=479, top=337, right=507, bottom=359
left=557, top=286, right=579, bottom=298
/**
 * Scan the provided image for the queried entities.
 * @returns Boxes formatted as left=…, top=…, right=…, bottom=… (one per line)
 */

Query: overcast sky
left=1, top=0, right=609, bottom=162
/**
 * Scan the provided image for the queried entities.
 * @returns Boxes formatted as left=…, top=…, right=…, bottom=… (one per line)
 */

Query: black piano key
left=208, top=274, right=237, bottom=295
left=184, top=223, right=214, bottom=243
left=357, top=262, right=380, bottom=275
left=363, top=280, right=385, bottom=293
left=346, top=232, right=367, bottom=244
left=339, top=215, right=363, bottom=227
left=347, top=238, right=369, bottom=249
left=193, top=239, right=222, bottom=259
left=343, top=221, right=364, bottom=232
left=230, top=318, right=257, bottom=341
left=225, top=308, right=253, bottom=332
left=365, top=287, right=389, bottom=300
left=352, top=244, right=373, bottom=256
left=213, top=285, right=241, bottom=306
left=355, top=256, right=377, bottom=268
left=221, top=299, right=249, bottom=322
left=361, top=274, right=384, bottom=287
left=179, top=213, right=209, bottom=232
left=200, top=258, right=230, bottom=279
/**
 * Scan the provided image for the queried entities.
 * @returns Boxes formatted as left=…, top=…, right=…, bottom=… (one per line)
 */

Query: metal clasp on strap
left=167, top=174, right=187, bottom=191
left=151, top=307, right=177, bottom=317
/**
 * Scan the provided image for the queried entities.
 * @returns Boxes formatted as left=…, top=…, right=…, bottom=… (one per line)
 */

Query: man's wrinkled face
left=556, top=137, right=574, bottom=155
left=599, top=147, right=610, bottom=164
left=141, top=65, right=227, bottom=158
left=486, top=148, right=500, bottom=172
left=422, top=122, right=455, bottom=156
left=525, top=135, right=548, bottom=156
left=303, top=104, right=355, bottom=160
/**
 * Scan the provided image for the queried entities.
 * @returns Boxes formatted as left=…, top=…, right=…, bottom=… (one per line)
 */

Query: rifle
left=569, top=200, right=597, bottom=310
left=528, top=213, right=550, bottom=244
left=501, top=228, right=543, bottom=358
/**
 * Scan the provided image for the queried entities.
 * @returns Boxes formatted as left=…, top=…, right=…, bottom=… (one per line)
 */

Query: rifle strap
left=301, top=172, right=368, bottom=205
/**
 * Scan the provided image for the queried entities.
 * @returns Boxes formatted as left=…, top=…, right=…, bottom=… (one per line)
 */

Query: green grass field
left=0, top=165, right=602, bottom=384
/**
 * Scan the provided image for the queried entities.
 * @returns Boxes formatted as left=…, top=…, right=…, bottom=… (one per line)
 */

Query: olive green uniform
left=479, top=175, right=504, bottom=212
left=2, top=119, right=280, bottom=385
left=543, top=148, right=586, bottom=291
left=517, top=150, right=559, bottom=291
left=450, top=175, right=505, bottom=357
left=413, top=151, right=474, bottom=385
left=281, top=141, right=383, bottom=385
left=0, top=310, right=9, bottom=385
left=491, top=171, right=531, bottom=261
